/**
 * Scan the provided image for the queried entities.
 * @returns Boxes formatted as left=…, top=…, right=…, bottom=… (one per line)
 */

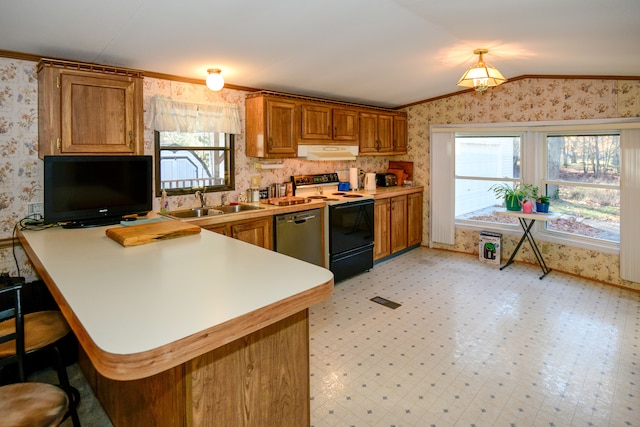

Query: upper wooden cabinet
left=299, top=104, right=359, bottom=143
left=246, top=94, right=298, bottom=158
left=393, top=115, right=408, bottom=154
left=37, top=59, right=144, bottom=159
left=245, top=91, right=406, bottom=157
left=360, top=112, right=407, bottom=155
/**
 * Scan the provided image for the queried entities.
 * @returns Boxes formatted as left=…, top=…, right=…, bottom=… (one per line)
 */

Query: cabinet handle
left=268, top=137, right=273, bottom=150
left=128, top=130, right=133, bottom=149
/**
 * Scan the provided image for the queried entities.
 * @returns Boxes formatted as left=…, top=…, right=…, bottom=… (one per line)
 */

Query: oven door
left=329, top=199, right=374, bottom=255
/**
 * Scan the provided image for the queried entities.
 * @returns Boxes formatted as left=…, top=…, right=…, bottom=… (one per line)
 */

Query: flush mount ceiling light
left=457, top=49, right=507, bottom=92
left=206, top=68, right=224, bottom=91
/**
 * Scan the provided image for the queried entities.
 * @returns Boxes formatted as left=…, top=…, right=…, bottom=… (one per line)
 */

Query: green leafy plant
left=531, top=186, right=550, bottom=204
left=490, top=183, right=536, bottom=211
left=490, top=183, right=535, bottom=203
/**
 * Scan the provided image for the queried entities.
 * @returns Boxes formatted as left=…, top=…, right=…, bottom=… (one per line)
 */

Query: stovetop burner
left=343, top=194, right=363, bottom=198
left=308, top=195, right=327, bottom=199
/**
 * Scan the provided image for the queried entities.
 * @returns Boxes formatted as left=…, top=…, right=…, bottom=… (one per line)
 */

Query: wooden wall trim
left=2, top=49, right=638, bottom=112
left=0, top=237, right=17, bottom=251
left=0, top=49, right=259, bottom=93
left=396, top=74, right=640, bottom=109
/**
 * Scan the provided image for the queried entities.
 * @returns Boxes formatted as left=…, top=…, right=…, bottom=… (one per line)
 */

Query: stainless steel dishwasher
left=274, top=208, right=323, bottom=266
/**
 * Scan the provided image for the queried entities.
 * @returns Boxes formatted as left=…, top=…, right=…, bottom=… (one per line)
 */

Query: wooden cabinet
left=393, top=115, right=408, bottom=153
left=390, top=195, right=408, bottom=254
left=299, top=103, right=359, bottom=143
left=300, top=103, right=331, bottom=140
left=359, top=112, right=394, bottom=154
left=373, top=189, right=423, bottom=261
left=332, top=108, right=359, bottom=142
left=245, top=92, right=406, bottom=156
left=246, top=94, right=298, bottom=158
left=37, top=59, right=143, bottom=159
left=203, top=217, right=273, bottom=250
left=359, top=112, right=407, bottom=155
left=373, top=198, right=391, bottom=260
left=407, top=191, right=423, bottom=247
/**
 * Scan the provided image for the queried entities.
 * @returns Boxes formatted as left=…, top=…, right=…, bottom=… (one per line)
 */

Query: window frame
left=431, top=118, right=640, bottom=254
left=154, top=130, right=235, bottom=197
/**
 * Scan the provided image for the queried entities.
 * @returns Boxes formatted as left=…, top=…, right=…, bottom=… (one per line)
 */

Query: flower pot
left=522, top=200, right=533, bottom=214
left=505, top=197, right=522, bottom=211
left=535, top=202, right=550, bottom=213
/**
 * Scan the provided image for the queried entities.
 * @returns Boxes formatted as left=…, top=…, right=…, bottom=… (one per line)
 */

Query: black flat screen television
left=44, top=155, right=153, bottom=228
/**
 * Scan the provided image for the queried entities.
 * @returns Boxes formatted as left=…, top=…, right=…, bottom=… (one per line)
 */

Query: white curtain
left=147, top=95, right=241, bottom=134
left=620, top=128, right=640, bottom=282
left=430, top=130, right=456, bottom=245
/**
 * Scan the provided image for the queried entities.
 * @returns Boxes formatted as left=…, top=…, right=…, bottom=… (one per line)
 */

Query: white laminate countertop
left=19, top=225, right=334, bottom=377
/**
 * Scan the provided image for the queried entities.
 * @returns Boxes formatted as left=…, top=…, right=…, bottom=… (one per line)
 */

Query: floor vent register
left=370, top=296, right=401, bottom=309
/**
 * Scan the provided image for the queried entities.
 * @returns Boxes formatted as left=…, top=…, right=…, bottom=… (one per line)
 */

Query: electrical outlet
left=28, top=202, right=44, bottom=217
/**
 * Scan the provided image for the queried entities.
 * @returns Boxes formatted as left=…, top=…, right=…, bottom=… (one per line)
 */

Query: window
left=455, top=135, right=522, bottom=226
left=154, top=131, right=234, bottom=196
left=543, top=133, right=620, bottom=242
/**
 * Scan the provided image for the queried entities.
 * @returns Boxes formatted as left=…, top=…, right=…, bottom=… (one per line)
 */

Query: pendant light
left=206, top=68, right=224, bottom=91
left=457, top=49, right=506, bottom=92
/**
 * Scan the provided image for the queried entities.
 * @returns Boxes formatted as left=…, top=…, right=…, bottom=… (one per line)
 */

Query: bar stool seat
left=0, top=311, right=71, bottom=357
left=0, top=382, right=69, bottom=427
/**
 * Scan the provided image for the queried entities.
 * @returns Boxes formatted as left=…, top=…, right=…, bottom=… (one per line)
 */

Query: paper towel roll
left=349, top=168, right=359, bottom=190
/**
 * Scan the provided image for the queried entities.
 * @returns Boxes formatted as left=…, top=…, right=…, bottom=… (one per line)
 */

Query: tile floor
left=36, top=248, right=639, bottom=426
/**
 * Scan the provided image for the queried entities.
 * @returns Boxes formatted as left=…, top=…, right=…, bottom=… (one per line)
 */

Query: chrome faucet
left=195, top=190, right=206, bottom=207
left=221, top=193, right=228, bottom=206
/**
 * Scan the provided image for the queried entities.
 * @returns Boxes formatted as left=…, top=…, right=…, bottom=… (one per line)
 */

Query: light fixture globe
left=206, top=68, right=224, bottom=91
left=457, top=49, right=506, bottom=92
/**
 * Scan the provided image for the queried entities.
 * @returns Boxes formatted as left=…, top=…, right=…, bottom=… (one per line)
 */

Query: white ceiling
left=2, top=0, right=639, bottom=108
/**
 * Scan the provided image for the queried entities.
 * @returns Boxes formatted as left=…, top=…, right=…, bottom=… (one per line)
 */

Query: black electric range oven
left=293, top=173, right=374, bottom=282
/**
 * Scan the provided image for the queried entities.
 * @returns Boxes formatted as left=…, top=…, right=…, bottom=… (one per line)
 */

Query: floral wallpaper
left=401, top=77, right=640, bottom=291
left=0, top=55, right=638, bottom=290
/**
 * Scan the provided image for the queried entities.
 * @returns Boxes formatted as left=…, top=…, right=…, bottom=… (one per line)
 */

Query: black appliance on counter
left=375, top=173, right=398, bottom=187
left=292, top=173, right=375, bottom=282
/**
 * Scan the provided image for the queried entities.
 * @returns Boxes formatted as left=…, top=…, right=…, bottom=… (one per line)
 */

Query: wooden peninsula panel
left=18, top=225, right=334, bottom=427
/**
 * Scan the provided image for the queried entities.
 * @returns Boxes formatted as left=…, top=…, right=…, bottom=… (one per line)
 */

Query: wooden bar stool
left=0, top=282, right=80, bottom=426
left=0, top=382, right=70, bottom=427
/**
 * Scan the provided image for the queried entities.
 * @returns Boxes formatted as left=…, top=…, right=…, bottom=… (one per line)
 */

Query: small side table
left=495, top=210, right=559, bottom=279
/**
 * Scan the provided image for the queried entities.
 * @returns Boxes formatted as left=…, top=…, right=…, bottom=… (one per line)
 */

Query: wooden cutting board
left=106, top=220, right=201, bottom=247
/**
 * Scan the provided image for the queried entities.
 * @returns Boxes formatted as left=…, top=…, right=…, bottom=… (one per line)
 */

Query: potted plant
left=490, top=183, right=535, bottom=211
left=532, top=186, right=551, bottom=213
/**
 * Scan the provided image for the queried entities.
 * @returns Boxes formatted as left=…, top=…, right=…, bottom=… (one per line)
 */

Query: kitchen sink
left=166, top=204, right=264, bottom=219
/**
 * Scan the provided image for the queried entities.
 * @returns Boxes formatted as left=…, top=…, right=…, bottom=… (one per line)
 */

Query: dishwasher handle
left=293, top=214, right=316, bottom=224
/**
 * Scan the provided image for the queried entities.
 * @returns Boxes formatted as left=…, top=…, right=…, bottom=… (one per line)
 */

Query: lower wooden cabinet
left=373, top=189, right=423, bottom=261
left=203, top=217, right=273, bottom=250
left=407, top=192, right=423, bottom=247
left=373, top=198, right=391, bottom=260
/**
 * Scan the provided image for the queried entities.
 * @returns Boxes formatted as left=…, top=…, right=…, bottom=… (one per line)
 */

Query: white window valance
left=147, top=95, right=241, bottom=134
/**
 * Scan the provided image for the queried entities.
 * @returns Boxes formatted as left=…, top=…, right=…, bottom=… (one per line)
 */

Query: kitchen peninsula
left=18, top=224, right=334, bottom=426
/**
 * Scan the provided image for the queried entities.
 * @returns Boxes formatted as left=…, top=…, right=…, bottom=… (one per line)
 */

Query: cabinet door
left=359, top=112, right=378, bottom=154
left=377, top=113, right=394, bottom=153
left=300, top=103, right=332, bottom=140
left=230, top=217, right=273, bottom=249
left=266, top=99, right=298, bottom=156
left=204, top=224, right=228, bottom=236
left=407, top=192, right=423, bottom=247
left=393, top=115, right=407, bottom=154
left=390, top=195, right=407, bottom=254
left=59, top=73, right=139, bottom=154
left=332, top=109, right=359, bottom=142
left=373, top=198, right=391, bottom=260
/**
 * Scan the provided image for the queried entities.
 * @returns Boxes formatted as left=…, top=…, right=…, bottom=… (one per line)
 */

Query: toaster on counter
left=375, top=173, right=398, bottom=187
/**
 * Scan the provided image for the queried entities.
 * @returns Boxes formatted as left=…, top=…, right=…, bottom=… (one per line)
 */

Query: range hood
left=297, top=145, right=358, bottom=161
